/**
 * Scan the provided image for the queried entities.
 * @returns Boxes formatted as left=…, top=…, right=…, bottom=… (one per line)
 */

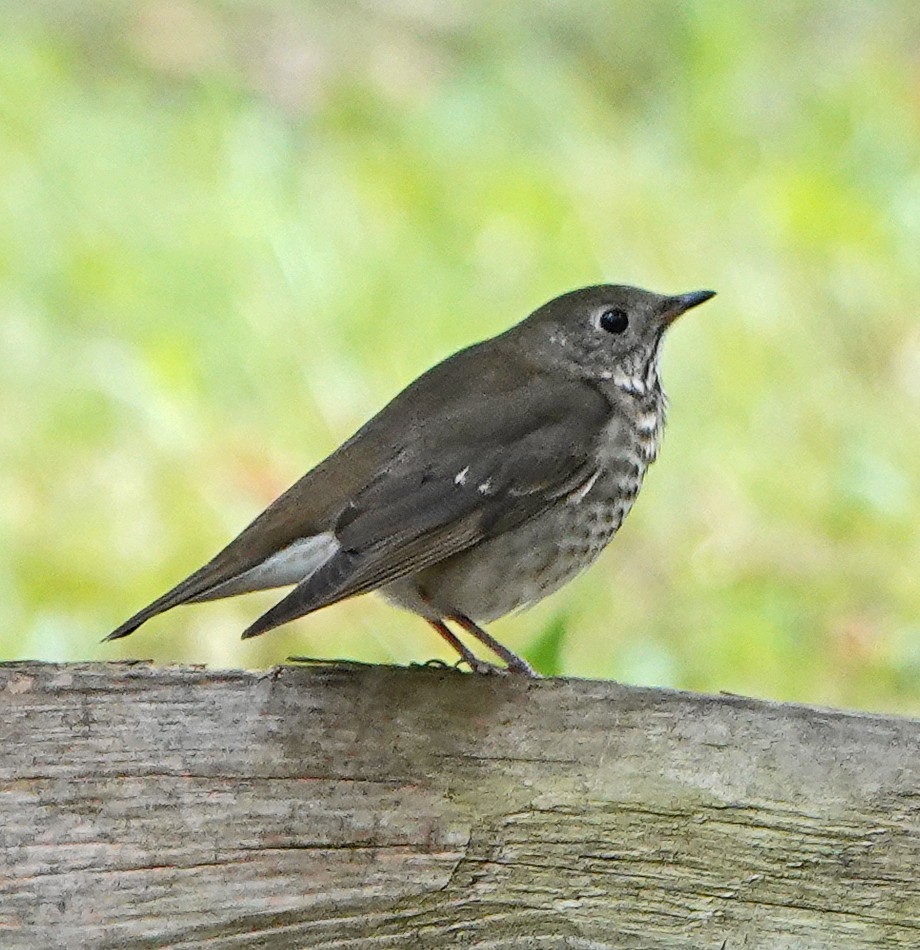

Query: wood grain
left=1, top=660, right=918, bottom=948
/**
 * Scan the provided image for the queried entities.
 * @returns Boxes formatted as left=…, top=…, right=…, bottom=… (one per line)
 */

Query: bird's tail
left=104, top=532, right=341, bottom=641
left=104, top=565, right=227, bottom=641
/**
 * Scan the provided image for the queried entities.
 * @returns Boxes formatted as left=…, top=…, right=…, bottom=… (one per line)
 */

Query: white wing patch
left=193, top=532, right=340, bottom=600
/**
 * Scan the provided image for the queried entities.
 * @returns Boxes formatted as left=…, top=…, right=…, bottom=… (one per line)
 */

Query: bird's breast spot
left=613, top=371, right=646, bottom=396
left=636, top=411, right=659, bottom=433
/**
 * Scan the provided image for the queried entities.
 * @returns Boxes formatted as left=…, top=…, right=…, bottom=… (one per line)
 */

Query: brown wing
left=240, top=386, right=608, bottom=639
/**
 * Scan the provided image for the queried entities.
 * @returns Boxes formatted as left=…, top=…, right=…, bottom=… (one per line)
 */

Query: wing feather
left=240, top=387, right=607, bottom=640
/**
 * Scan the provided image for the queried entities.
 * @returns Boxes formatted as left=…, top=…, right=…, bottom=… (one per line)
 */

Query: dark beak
left=662, top=289, right=716, bottom=324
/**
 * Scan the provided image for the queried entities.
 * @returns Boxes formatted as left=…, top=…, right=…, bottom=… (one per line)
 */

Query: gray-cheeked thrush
left=107, top=284, right=715, bottom=675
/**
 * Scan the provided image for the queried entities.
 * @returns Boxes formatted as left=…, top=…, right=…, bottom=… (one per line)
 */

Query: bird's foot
left=458, top=656, right=509, bottom=676
left=427, top=620, right=492, bottom=674
left=450, top=615, right=541, bottom=678
left=426, top=618, right=540, bottom=677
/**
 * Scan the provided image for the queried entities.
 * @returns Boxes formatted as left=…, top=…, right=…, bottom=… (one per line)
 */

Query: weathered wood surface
left=1, top=661, right=919, bottom=949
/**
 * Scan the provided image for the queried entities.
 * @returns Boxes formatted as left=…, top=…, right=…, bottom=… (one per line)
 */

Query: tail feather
left=104, top=531, right=342, bottom=642
left=240, top=550, right=361, bottom=640
left=104, top=566, right=229, bottom=641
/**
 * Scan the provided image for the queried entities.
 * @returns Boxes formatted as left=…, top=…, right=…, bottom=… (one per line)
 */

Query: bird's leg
left=427, top=620, right=505, bottom=675
left=451, top=615, right=539, bottom=677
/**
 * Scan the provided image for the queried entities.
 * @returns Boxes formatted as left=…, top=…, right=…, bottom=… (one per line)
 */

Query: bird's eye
left=599, top=308, right=629, bottom=334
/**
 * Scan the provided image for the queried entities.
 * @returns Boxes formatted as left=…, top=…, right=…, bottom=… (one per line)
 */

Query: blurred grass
left=1, top=1, right=918, bottom=713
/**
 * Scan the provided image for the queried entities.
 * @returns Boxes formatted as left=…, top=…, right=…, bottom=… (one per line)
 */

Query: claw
left=462, top=657, right=508, bottom=676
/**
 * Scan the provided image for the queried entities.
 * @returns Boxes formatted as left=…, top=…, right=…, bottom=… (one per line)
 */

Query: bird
left=106, top=284, right=715, bottom=675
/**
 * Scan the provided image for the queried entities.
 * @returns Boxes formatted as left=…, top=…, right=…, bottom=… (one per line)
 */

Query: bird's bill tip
left=662, top=289, right=716, bottom=324
left=673, top=288, right=717, bottom=311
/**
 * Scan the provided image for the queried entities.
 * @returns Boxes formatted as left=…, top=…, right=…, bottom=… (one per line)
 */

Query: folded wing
left=240, top=381, right=608, bottom=638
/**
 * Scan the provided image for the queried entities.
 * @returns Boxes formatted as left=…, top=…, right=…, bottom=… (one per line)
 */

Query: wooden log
left=1, top=660, right=918, bottom=948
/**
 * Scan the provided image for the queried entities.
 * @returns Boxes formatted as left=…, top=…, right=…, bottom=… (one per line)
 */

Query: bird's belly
left=383, top=482, right=639, bottom=623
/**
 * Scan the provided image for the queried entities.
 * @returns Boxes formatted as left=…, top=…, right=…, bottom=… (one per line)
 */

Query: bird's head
left=518, top=284, right=715, bottom=395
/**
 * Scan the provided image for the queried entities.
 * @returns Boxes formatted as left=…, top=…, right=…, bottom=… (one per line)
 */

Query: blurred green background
left=2, top=1, right=919, bottom=713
